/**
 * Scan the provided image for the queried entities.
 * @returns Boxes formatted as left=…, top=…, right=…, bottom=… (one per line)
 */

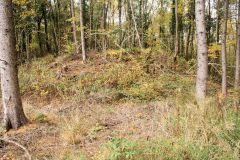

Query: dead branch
left=0, top=137, right=32, bottom=160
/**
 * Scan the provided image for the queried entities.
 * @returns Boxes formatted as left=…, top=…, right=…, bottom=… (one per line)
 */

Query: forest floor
left=0, top=52, right=239, bottom=160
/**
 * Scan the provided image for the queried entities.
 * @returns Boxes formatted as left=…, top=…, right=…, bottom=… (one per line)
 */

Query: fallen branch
left=0, top=137, right=32, bottom=160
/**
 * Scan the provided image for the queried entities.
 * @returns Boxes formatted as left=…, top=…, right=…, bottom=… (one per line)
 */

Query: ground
left=0, top=53, right=239, bottom=160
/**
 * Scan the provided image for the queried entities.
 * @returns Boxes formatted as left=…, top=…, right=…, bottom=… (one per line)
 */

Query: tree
left=118, top=0, right=122, bottom=46
left=195, top=0, right=208, bottom=102
left=70, top=0, right=79, bottom=54
left=234, top=0, right=240, bottom=89
left=0, top=0, right=28, bottom=130
left=80, top=0, right=86, bottom=62
left=174, top=0, right=178, bottom=64
left=221, top=0, right=229, bottom=95
left=102, top=0, right=107, bottom=52
left=129, top=0, right=142, bottom=50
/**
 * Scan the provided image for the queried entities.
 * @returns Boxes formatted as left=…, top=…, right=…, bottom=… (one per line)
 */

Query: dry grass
left=0, top=54, right=239, bottom=159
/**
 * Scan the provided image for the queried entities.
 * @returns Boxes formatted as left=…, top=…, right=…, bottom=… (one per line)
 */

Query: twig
left=208, top=62, right=236, bottom=68
left=0, top=137, right=32, bottom=160
left=186, top=64, right=197, bottom=74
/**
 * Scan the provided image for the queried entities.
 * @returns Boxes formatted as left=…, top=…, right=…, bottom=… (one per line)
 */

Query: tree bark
left=174, top=0, right=178, bottom=62
left=118, top=0, right=122, bottom=46
left=70, top=0, right=79, bottom=54
left=43, top=2, right=51, bottom=53
left=195, top=0, right=208, bottom=102
left=221, top=0, right=229, bottom=95
left=234, top=0, right=240, bottom=89
left=25, top=28, right=30, bottom=61
left=0, top=0, right=28, bottom=131
left=89, top=0, right=94, bottom=49
left=102, top=0, right=107, bottom=52
left=37, top=18, right=43, bottom=56
left=49, top=3, right=59, bottom=56
left=129, top=0, right=143, bottom=50
left=80, top=0, right=86, bottom=62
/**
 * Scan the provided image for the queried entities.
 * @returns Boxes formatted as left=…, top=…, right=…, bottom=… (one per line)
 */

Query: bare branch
left=0, top=137, right=32, bottom=160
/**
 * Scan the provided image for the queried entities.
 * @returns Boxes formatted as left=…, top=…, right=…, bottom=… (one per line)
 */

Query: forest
left=0, top=0, right=240, bottom=159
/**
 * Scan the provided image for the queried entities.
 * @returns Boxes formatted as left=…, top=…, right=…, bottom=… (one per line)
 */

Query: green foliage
left=98, top=136, right=236, bottom=160
left=18, top=50, right=195, bottom=103
left=104, top=138, right=142, bottom=160
left=19, top=55, right=74, bottom=103
left=87, top=124, right=107, bottom=141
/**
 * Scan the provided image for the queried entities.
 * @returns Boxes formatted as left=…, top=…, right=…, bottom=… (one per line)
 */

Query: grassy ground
left=0, top=51, right=239, bottom=160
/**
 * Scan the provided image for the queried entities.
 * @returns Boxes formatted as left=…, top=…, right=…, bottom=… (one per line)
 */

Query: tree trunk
left=37, top=18, right=43, bottom=56
left=25, top=28, right=29, bottom=61
left=102, top=0, right=107, bottom=52
left=89, top=0, right=94, bottom=49
left=70, top=0, right=79, bottom=54
left=195, top=0, right=208, bottom=102
left=80, top=0, right=86, bottom=62
left=174, top=0, right=178, bottom=68
left=221, top=0, right=229, bottom=95
left=0, top=0, right=28, bottom=131
left=118, top=0, right=122, bottom=46
left=234, top=0, right=240, bottom=89
left=185, top=24, right=191, bottom=60
left=129, top=0, right=143, bottom=50
left=43, top=2, right=51, bottom=53
left=50, top=3, right=59, bottom=56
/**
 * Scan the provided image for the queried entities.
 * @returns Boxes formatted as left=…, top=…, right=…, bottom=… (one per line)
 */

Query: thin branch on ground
left=0, top=137, right=32, bottom=160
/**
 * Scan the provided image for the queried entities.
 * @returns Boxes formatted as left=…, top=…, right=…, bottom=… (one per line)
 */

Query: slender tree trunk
left=70, top=0, right=79, bottom=54
left=118, top=0, right=122, bottom=46
left=89, top=0, right=94, bottom=49
left=102, top=0, right=107, bottom=52
left=80, top=0, right=86, bottom=62
left=234, top=0, right=240, bottom=88
left=50, top=3, right=59, bottom=56
left=25, top=28, right=29, bottom=61
left=37, top=18, right=43, bottom=56
left=195, top=0, right=208, bottom=102
left=215, top=0, right=220, bottom=63
left=0, top=0, right=28, bottom=131
left=185, top=24, right=191, bottom=60
left=190, top=24, right=195, bottom=59
left=43, top=3, right=50, bottom=53
left=126, top=1, right=132, bottom=48
left=207, top=0, right=211, bottom=42
left=174, top=0, right=178, bottom=63
left=129, top=0, right=143, bottom=50
left=221, top=0, right=229, bottom=95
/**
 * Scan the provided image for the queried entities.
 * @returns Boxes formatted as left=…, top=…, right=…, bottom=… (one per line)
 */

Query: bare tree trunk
left=118, top=0, right=122, bottom=46
left=43, top=2, right=51, bottom=53
left=50, top=3, right=59, bottom=56
left=174, top=0, right=178, bottom=63
left=221, top=0, right=229, bottom=95
left=89, top=0, right=94, bottom=49
left=129, top=0, right=143, bottom=50
left=80, top=0, right=86, bottom=62
left=102, top=0, right=107, bottom=52
left=195, top=0, right=208, bottom=102
left=70, top=0, right=79, bottom=54
left=235, top=0, right=240, bottom=89
left=185, top=24, right=191, bottom=60
left=37, top=18, right=43, bottom=56
left=0, top=0, right=28, bottom=131
left=25, top=28, right=30, bottom=61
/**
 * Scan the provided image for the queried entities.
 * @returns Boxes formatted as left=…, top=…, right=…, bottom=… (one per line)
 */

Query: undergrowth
left=17, top=50, right=240, bottom=159
left=18, top=50, right=195, bottom=104
left=94, top=97, right=240, bottom=160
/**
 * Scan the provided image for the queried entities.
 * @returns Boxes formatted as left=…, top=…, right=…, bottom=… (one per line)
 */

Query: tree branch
left=0, top=137, right=32, bottom=160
